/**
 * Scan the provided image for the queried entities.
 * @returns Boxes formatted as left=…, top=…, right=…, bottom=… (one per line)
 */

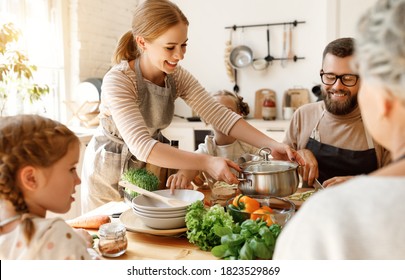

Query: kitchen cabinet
left=162, top=118, right=290, bottom=151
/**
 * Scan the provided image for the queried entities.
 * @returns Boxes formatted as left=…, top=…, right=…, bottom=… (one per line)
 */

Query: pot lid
left=241, top=160, right=298, bottom=174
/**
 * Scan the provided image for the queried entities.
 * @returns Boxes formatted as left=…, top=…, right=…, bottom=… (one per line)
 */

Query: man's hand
left=323, top=176, right=354, bottom=187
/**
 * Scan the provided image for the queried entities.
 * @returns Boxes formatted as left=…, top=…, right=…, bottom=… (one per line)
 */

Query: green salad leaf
left=185, top=200, right=234, bottom=251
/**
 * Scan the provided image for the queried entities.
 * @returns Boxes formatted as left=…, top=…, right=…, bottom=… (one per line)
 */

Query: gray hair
left=355, top=0, right=405, bottom=101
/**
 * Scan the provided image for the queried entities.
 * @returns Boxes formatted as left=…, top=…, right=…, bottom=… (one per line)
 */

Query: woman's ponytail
left=111, top=31, right=139, bottom=65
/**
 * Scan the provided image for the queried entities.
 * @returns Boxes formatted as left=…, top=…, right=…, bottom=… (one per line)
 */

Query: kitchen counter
left=169, top=117, right=290, bottom=130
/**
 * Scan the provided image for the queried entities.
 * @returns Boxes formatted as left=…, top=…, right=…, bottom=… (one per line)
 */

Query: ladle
left=119, top=180, right=189, bottom=207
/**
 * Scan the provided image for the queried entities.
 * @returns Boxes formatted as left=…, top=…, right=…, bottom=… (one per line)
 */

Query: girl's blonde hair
left=112, top=0, right=189, bottom=65
left=0, top=114, right=79, bottom=243
left=213, top=90, right=250, bottom=117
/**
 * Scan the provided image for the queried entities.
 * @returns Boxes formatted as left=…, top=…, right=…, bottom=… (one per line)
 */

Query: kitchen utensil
left=264, top=28, right=274, bottom=64
left=119, top=180, right=189, bottom=207
left=229, top=45, right=253, bottom=69
left=313, top=178, right=324, bottom=191
left=281, top=24, right=288, bottom=68
left=283, top=88, right=310, bottom=109
left=131, top=189, right=204, bottom=211
left=226, top=195, right=295, bottom=227
left=238, top=160, right=300, bottom=197
left=233, top=68, right=239, bottom=93
left=252, top=28, right=273, bottom=71
left=287, top=25, right=295, bottom=60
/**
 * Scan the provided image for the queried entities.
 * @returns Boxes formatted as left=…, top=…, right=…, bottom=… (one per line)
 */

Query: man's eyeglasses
left=320, top=71, right=359, bottom=87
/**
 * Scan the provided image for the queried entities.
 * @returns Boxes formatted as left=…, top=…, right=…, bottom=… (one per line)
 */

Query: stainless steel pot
left=238, top=160, right=299, bottom=197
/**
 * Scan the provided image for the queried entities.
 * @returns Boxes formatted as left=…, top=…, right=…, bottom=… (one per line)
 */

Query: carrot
left=66, top=215, right=111, bottom=229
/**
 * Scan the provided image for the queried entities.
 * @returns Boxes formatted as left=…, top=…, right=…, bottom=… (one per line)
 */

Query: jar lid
left=98, top=222, right=126, bottom=237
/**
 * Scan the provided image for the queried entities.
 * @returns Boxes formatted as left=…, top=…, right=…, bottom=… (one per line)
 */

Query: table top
left=84, top=190, right=216, bottom=260
left=84, top=187, right=313, bottom=260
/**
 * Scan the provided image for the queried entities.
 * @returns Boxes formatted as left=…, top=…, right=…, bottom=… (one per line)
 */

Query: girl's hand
left=74, top=228, right=94, bottom=248
left=166, top=170, right=196, bottom=193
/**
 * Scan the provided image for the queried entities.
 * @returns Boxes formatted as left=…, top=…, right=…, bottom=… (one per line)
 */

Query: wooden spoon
left=119, top=180, right=189, bottom=207
left=287, top=25, right=295, bottom=61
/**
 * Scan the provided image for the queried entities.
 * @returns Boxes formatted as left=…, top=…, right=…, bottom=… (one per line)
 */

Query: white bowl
left=132, top=211, right=186, bottom=229
left=132, top=207, right=186, bottom=218
left=131, top=189, right=204, bottom=211
left=132, top=204, right=187, bottom=216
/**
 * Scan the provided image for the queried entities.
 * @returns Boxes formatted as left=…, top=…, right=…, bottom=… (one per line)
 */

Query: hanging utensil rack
left=225, top=20, right=305, bottom=62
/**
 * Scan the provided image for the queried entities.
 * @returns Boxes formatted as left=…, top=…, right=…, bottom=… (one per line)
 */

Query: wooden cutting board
left=254, top=89, right=276, bottom=119
left=282, top=88, right=310, bottom=109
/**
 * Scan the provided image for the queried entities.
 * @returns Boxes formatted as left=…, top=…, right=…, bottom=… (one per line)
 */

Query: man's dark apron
left=306, top=110, right=378, bottom=184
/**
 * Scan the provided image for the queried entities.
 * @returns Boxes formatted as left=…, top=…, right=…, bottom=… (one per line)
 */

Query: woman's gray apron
left=305, top=110, right=378, bottom=184
left=81, top=59, right=176, bottom=213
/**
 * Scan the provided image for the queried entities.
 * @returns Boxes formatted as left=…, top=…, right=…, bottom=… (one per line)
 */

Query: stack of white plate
left=131, top=189, right=204, bottom=229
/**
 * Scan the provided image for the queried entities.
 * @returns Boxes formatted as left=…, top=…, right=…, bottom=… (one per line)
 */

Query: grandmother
left=273, top=0, right=405, bottom=259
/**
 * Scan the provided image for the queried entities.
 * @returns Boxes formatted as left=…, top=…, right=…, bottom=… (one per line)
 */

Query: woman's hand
left=270, top=141, right=305, bottom=164
left=204, top=157, right=241, bottom=185
left=296, top=149, right=319, bottom=186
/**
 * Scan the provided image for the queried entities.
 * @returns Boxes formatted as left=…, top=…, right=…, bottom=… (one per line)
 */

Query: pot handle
left=236, top=178, right=252, bottom=187
left=258, top=147, right=272, bottom=161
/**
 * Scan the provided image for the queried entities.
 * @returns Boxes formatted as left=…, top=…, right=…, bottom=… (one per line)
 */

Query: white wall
left=171, top=0, right=329, bottom=119
left=69, top=0, right=377, bottom=120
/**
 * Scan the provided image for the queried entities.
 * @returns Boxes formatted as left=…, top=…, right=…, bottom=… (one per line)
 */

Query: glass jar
left=98, top=223, right=128, bottom=257
left=262, top=96, right=277, bottom=120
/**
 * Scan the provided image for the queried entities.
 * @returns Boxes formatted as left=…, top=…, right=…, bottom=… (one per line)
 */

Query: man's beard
left=322, top=89, right=358, bottom=115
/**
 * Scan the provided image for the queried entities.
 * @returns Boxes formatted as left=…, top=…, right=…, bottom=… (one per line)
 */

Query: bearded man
left=283, top=37, right=391, bottom=187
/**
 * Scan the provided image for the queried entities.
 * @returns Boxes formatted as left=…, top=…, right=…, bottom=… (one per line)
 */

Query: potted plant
left=0, top=22, right=49, bottom=116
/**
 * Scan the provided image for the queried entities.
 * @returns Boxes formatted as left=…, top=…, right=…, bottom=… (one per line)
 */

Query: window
left=0, top=0, right=64, bottom=120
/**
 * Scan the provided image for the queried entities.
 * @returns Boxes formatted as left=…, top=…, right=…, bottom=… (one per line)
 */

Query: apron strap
left=310, top=110, right=326, bottom=142
left=364, top=126, right=375, bottom=149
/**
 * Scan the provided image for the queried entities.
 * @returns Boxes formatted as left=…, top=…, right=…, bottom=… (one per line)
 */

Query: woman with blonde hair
left=81, top=0, right=308, bottom=212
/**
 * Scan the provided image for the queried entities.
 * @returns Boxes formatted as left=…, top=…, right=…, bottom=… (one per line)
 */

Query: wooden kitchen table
left=81, top=193, right=217, bottom=260
left=80, top=187, right=313, bottom=260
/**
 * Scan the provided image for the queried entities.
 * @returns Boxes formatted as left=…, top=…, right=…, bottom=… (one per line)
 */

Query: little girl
left=167, top=90, right=260, bottom=191
left=0, top=114, right=99, bottom=259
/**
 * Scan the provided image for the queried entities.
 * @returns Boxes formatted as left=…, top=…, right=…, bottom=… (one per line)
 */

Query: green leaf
left=238, top=240, right=254, bottom=260
left=220, top=233, right=245, bottom=247
left=213, top=224, right=233, bottom=237
left=211, top=244, right=233, bottom=258
left=250, top=238, right=272, bottom=259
